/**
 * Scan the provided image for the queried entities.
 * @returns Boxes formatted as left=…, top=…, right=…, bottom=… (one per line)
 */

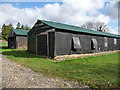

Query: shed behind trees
left=28, top=20, right=120, bottom=58
left=8, top=29, right=29, bottom=49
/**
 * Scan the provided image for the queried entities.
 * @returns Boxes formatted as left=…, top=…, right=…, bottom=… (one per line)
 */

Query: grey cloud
left=0, top=0, right=117, bottom=34
left=104, top=2, right=118, bottom=20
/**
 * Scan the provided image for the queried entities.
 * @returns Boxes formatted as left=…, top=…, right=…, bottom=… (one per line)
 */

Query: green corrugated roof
left=13, top=29, right=29, bottom=36
left=39, top=20, right=119, bottom=38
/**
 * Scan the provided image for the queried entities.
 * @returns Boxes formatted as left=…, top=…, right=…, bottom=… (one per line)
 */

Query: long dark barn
left=28, top=20, right=120, bottom=58
left=8, top=29, right=29, bottom=49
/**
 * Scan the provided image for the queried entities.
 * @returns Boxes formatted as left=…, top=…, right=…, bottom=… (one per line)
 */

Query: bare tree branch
left=81, top=21, right=110, bottom=32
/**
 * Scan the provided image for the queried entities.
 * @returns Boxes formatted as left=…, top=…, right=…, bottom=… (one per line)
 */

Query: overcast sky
left=0, top=0, right=119, bottom=34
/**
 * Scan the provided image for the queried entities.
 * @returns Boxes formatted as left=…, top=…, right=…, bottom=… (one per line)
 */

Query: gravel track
left=1, top=54, right=88, bottom=88
left=0, top=54, right=2, bottom=89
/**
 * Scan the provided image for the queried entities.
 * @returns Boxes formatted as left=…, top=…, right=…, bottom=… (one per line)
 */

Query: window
left=104, top=37, right=108, bottom=47
left=91, top=39, right=98, bottom=50
left=72, top=37, right=81, bottom=50
left=114, top=38, right=117, bottom=44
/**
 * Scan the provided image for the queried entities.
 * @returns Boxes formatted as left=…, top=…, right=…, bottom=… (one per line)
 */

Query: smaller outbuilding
left=8, top=29, right=29, bottom=49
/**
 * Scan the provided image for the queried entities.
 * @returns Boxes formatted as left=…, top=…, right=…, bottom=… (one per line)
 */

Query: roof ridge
left=13, top=29, right=29, bottom=31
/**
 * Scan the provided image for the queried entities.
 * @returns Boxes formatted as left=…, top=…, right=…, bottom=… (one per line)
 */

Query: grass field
left=0, top=42, right=119, bottom=88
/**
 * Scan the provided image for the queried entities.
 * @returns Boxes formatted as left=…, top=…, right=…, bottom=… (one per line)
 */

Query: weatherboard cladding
left=39, top=20, right=119, bottom=38
left=13, top=29, right=29, bottom=36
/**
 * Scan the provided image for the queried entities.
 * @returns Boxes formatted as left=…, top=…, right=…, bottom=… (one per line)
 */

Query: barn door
left=8, top=37, right=15, bottom=49
left=37, top=34, right=47, bottom=56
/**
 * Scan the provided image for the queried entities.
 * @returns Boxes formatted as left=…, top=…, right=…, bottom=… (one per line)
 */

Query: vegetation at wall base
left=0, top=42, right=119, bottom=88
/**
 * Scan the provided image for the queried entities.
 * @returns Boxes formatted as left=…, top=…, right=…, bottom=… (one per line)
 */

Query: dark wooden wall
left=28, top=21, right=54, bottom=36
left=28, top=25, right=55, bottom=57
left=28, top=36, right=37, bottom=53
left=48, top=32, right=55, bottom=58
left=54, top=30, right=119, bottom=57
left=118, top=39, right=120, bottom=50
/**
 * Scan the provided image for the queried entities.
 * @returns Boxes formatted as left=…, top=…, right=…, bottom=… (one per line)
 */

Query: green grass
left=0, top=42, right=119, bottom=88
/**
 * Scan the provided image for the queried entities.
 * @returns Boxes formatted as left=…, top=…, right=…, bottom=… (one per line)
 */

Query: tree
left=25, top=25, right=31, bottom=30
left=2, top=23, right=13, bottom=40
left=21, top=25, right=26, bottom=30
left=1, top=22, right=30, bottom=41
left=16, top=22, right=21, bottom=29
left=16, top=23, right=31, bottom=30
left=81, top=21, right=94, bottom=30
left=81, top=21, right=110, bottom=32
left=94, top=22, right=109, bottom=32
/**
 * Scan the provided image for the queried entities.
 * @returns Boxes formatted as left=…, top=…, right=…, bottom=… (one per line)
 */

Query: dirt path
left=1, top=54, right=88, bottom=88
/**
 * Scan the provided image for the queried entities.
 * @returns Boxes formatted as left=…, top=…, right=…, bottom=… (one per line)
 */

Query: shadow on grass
left=2, top=46, right=45, bottom=58
left=0, top=46, right=9, bottom=49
